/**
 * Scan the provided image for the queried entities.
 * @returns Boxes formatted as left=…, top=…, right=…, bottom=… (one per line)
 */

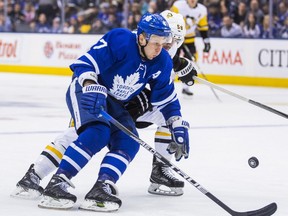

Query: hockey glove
left=81, top=84, right=107, bottom=115
left=124, top=88, right=152, bottom=121
left=167, top=116, right=190, bottom=161
left=203, top=38, right=211, bottom=53
left=175, top=57, right=198, bottom=86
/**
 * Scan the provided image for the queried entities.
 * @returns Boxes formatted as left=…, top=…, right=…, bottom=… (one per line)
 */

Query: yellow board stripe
left=0, top=65, right=72, bottom=76
left=1, top=65, right=288, bottom=87
left=198, top=74, right=288, bottom=88
left=46, top=145, right=63, bottom=159
left=174, top=74, right=288, bottom=88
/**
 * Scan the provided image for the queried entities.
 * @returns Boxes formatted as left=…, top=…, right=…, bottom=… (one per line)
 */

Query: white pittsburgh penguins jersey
left=171, top=1, right=208, bottom=43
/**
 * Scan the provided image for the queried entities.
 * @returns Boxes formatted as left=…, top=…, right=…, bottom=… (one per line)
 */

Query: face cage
left=172, top=34, right=185, bottom=48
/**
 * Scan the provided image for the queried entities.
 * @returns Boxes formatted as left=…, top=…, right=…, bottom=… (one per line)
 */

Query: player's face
left=163, top=42, right=172, bottom=51
left=187, top=0, right=197, bottom=8
left=145, top=34, right=172, bottom=60
left=163, top=37, right=183, bottom=58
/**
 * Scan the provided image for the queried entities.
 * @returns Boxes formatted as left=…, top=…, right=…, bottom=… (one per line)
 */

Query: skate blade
left=38, top=195, right=74, bottom=210
left=182, top=93, right=194, bottom=99
left=10, top=186, right=42, bottom=200
left=79, top=199, right=120, bottom=212
left=148, top=183, right=183, bottom=196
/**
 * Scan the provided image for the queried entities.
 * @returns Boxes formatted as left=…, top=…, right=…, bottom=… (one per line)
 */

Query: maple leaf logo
left=110, top=72, right=143, bottom=100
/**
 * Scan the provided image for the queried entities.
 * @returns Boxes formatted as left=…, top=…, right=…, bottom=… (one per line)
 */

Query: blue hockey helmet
left=137, top=13, right=172, bottom=40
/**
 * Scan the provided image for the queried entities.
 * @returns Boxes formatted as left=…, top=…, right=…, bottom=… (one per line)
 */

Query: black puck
left=248, top=157, right=259, bottom=168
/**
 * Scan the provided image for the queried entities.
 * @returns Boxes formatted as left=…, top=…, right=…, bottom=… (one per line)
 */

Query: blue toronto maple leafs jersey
left=70, top=28, right=181, bottom=120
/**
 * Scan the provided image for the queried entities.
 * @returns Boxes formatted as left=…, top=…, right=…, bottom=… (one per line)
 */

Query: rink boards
left=0, top=33, right=287, bottom=87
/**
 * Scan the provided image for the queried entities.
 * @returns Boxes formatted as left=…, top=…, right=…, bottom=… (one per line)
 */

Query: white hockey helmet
left=160, top=10, right=186, bottom=48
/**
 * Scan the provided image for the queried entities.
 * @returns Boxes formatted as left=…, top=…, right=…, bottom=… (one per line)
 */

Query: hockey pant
left=57, top=78, right=140, bottom=182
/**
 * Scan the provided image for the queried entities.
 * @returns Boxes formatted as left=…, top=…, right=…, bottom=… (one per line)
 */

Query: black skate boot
left=148, top=157, right=184, bottom=196
left=11, top=164, right=44, bottom=199
left=38, top=174, right=76, bottom=209
left=182, top=88, right=194, bottom=96
left=80, top=180, right=122, bottom=212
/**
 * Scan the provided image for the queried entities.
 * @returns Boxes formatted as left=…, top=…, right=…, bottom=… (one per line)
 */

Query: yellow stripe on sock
left=45, top=145, right=63, bottom=160
left=155, top=131, right=171, bottom=137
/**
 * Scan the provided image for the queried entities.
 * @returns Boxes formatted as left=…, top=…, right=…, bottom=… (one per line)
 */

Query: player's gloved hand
left=167, top=116, right=190, bottom=161
left=81, top=84, right=107, bottom=115
left=175, top=57, right=198, bottom=86
left=124, top=88, right=152, bottom=121
left=203, top=38, right=211, bottom=53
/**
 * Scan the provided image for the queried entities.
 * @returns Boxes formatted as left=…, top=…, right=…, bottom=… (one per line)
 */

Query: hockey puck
left=248, top=157, right=259, bottom=168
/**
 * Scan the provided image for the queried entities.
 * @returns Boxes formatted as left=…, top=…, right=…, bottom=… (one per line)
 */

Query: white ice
left=0, top=72, right=287, bottom=216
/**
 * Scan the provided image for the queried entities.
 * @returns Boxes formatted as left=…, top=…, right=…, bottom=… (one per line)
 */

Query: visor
left=148, top=33, right=173, bottom=45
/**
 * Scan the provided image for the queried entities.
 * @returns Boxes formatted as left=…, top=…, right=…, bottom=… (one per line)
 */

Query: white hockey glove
left=167, top=116, right=190, bottom=161
left=175, top=57, right=198, bottom=86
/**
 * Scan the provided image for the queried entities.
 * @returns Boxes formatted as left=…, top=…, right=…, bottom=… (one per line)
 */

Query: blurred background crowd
left=0, top=0, right=287, bottom=39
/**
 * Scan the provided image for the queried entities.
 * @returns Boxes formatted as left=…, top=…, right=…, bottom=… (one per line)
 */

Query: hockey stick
left=182, top=44, right=221, bottom=102
left=100, top=110, right=277, bottom=216
left=193, top=76, right=288, bottom=120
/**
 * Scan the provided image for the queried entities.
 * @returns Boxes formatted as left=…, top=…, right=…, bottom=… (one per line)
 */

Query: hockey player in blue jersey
left=35, top=13, right=190, bottom=211
left=11, top=11, right=197, bottom=202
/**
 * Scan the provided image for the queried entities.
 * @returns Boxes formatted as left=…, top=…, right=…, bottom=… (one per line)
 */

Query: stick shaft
left=100, top=110, right=235, bottom=215
left=182, top=45, right=221, bottom=102
left=100, top=110, right=277, bottom=215
left=194, top=76, right=288, bottom=119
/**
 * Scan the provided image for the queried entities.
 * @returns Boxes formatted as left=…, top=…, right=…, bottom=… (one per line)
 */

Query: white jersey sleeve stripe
left=84, top=52, right=100, bottom=75
left=78, top=71, right=98, bottom=86
left=73, top=59, right=91, bottom=66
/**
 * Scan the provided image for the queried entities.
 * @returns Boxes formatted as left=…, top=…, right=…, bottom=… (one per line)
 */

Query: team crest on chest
left=110, top=72, right=143, bottom=100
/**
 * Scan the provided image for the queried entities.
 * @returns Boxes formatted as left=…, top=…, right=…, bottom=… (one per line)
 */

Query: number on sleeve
left=93, top=39, right=107, bottom=49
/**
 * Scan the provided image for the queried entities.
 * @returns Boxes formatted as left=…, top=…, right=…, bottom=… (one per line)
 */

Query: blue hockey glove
left=81, top=84, right=107, bottom=115
left=167, top=116, right=190, bottom=161
left=203, top=38, right=211, bottom=53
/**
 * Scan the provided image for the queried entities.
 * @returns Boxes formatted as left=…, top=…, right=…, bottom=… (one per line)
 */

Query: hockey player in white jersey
left=11, top=11, right=197, bottom=202
left=171, top=0, right=211, bottom=96
left=134, top=10, right=198, bottom=196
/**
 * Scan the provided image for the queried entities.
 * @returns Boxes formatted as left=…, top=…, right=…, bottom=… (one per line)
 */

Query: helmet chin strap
left=138, top=36, right=149, bottom=60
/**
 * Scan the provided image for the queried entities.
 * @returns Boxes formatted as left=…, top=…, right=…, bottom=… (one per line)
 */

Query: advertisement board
left=0, top=33, right=287, bottom=87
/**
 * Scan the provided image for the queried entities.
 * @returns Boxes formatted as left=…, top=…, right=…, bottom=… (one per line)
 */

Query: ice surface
left=0, top=73, right=287, bottom=216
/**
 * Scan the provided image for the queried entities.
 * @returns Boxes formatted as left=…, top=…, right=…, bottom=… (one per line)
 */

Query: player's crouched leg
left=148, top=126, right=184, bottom=196
left=79, top=116, right=140, bottom=212
left=80, top=147, right=139, bottom=212
left=39, top=123, right=111, bottom=210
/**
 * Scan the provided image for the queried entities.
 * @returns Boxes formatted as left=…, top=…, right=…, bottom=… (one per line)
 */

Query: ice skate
left=11, top=164, right=43, bottom=199
left=148, top=158, right=184, bottom=196
left=79, top=180, right=122, bottom=212
left=38, top=174, right=76, bottom=209
left=182, top=88, right=194, bottom=97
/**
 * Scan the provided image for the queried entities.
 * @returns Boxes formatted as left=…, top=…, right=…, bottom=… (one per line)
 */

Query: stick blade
left=233, top=202, right=277, bottom=216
